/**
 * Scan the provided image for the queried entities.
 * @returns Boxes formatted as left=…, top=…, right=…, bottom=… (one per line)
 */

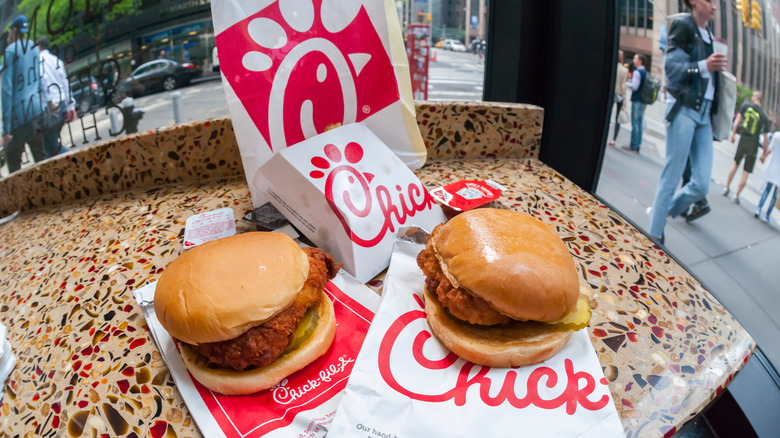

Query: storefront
left=138, top=19, right=216, bottom=72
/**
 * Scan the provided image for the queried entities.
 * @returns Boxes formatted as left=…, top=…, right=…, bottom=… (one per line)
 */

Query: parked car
left=69, top=76, right=106, bottom=114
left=442, top=39, right=466, bottom=52
left=117, top=59, right=201, bottom=97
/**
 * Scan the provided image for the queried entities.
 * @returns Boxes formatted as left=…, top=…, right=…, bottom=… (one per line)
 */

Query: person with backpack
left=646, top=0, right=726, bottom=244
left=722, top=91, right=770, bottom=204
left=624, top=54, right=649, bottom=153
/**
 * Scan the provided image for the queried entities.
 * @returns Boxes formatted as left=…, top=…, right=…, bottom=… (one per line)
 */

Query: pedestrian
left=647, top=0, right=726, bottom=243
left=624, top=53, right=648, bottom=153
left=1, top=15, right=46, bottom=174
left=37, top=36, right=77, bottom=158
left=722, top=91, right=770, bottom=204
left=608, top=50, right=628, bottom=147
left=755, top=131, right=780, bottom=222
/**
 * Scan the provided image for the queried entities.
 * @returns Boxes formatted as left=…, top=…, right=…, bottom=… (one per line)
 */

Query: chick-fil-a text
left=377, top=306, right=610, bottom=415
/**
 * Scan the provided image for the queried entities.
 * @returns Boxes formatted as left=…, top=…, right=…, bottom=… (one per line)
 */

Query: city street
left=61, top=76, right=229, bottom=149
left=428, top=48, right=484, bottom=101
left=1, top=49, right=487, bottom=177
left=598, top=97, right=780, bottom=436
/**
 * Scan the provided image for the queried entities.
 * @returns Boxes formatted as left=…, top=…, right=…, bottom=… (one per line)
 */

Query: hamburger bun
left=431, top=208, right=579, bottom=322
left=178, top=291, right=336, bottom=395
left=155, top=232, right=310, bottom=345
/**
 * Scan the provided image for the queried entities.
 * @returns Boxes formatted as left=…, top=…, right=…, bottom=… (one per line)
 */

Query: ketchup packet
left=135, top=270, right=380, bottom=438
left=430, top=179, right=504, bottom=214
left=329, top=228, right=624, bottom=437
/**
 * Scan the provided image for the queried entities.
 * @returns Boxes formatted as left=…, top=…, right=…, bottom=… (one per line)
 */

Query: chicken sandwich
left=155, top=232, right=340, bottom=395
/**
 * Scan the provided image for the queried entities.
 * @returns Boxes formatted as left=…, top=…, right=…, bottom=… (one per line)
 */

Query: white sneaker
left=722, top=187, right=730, bottom=196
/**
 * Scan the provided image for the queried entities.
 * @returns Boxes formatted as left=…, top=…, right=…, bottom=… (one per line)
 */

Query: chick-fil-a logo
left=309, top=142, right=436, bottom=247
left=216, top=0, right=398, bottom=152
left=377, top=295, right=611, bottom=414
left=272, top=355, right=355, bottom=405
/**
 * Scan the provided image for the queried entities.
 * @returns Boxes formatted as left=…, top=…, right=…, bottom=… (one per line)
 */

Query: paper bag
left=713, top=71, right=737, bottom=141
left=329, top=230, right=625, bottom=437
left=211, top=0, right=426, bottom=207
left=257, top=123, right=445, bottom=283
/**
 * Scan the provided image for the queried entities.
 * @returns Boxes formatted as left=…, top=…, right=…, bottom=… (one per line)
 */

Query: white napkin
left=0, top=323, right=17, bottom=399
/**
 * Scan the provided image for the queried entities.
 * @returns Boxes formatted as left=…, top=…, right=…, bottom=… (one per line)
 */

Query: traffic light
left=750, top=0, right=762, bottom=31
left=737, top=0, right=749, bottom=23
left=416, top=11, right=431, bottom=23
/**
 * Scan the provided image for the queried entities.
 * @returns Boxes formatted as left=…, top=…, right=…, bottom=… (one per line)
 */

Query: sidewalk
left=597, top=99, right=780, bottom=436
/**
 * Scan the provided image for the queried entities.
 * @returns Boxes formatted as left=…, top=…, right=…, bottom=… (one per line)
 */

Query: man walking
left=647, top=0, right=726, bottom=243
left=722, top=91, right=770, bottom=204
left=624, top=53, right=648, bottom=153
left=1, top=15, right=45, bottom=174
left=38, top=36, right=77, bottom=158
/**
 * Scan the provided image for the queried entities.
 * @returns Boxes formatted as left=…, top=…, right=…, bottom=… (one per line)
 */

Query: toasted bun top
left=431, top=208, right=578, bottom=322
left=154, top=232, right=310, bottom=344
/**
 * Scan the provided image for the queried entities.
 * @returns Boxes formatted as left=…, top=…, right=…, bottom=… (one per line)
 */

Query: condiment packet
left=429, top=179, right=504, bottom=216
left=329, top=227, right=624, bottom=437
left=134, top=270, right=380, bottom=438
left=183, top=208, right=236, bottom=249
left=257, top=123, right=445, bottom=283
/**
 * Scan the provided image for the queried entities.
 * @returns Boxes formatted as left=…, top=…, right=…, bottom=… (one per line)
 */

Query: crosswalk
left=428, top=71, right=484, bottom=101
left=427, top=50, right=485, bottom=101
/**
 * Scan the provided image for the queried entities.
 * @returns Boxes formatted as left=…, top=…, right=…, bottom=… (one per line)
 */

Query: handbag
left=617, top=108, right=629, bottom=124
left=712, top=72, right=737, bottom=141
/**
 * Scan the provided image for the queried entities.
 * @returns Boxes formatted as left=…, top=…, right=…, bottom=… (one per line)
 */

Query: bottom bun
left=424, top=289, right=572, bottom=368
left=179, top=291, right=336, bottom=395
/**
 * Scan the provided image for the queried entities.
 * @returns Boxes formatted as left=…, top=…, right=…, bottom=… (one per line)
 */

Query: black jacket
left=665, top=13, right=719, bottom=118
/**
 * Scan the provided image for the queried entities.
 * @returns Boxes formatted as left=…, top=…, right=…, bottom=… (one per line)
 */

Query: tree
left=15, top=0, right=141, bottom=48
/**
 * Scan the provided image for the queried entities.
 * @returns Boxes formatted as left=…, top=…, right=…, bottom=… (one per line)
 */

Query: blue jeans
left=630, top=100, right=646, bottom=150
left=42, top=104, right=67, bottom=158
left=756, top=183, right=778, bottom=221
left=648, top=100, right=713, bottom=238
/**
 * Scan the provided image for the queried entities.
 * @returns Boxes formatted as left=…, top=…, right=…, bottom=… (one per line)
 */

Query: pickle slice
left=284, top=308, right=320, bottom=353
left=545, top=295, right=592, bottom=331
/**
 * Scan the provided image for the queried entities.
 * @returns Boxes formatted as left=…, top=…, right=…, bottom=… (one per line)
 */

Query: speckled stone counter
left=0, top=102, right=753, bottom=438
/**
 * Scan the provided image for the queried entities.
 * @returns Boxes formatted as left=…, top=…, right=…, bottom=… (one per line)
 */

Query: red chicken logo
left=216, top=0, right=399, bottom=152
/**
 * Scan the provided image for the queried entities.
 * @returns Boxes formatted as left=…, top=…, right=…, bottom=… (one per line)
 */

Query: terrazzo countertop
left=0, top=103, right=754, bottom=438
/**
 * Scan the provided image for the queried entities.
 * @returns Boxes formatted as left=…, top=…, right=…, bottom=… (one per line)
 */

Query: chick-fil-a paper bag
left=211, top=0, right=426, bottom=208
left=135, top=270, right=380, bottom=438
left=329, top=229, right=625, bottom=438
left=257, top=123, right=445, bottom=283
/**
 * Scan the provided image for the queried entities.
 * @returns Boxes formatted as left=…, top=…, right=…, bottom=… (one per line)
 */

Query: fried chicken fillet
left=187, top=247, right=340, bottom=371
